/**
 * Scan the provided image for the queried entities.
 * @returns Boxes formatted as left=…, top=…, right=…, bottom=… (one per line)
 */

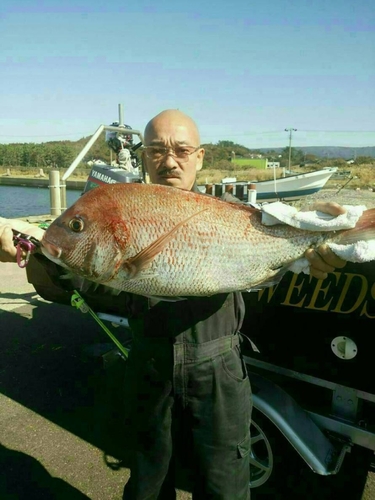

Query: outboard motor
left=83, top=123, right=144, bottom=194
left=105, top=122, right=140, bottom=172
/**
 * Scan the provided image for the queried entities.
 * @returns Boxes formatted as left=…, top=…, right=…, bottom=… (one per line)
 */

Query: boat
left=60, top=105, right=336, bottom=206
left=201, top=168, right=338, bottom=203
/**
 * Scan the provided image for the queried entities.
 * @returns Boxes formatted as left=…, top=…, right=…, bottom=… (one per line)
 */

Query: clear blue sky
left=1, top=0, right=374, bottom=149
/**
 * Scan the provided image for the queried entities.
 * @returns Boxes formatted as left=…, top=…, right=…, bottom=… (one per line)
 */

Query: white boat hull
left=252, top=168, right=336, bottom=201
left=202, top=169, right=337, bottom=203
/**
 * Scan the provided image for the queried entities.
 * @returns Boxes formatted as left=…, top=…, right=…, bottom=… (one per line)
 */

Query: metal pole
left=247, top=183, right=257, bottom=204
left=285, top=128, right=297, bottom=171
left=118, top=103, right=124, bottom=126
left=273, top=164, right=277, bottom=196
left=60, top=178, right=67, bottom=212
left=49, top=169, right=62, bottom=216
left=62, top=125, right=105, bottom=181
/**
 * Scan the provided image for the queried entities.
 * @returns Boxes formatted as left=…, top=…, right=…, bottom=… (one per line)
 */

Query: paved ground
left=0, top=262, right=374, bottom=499
left=0, top=263, right=192, bottom=499
left=0, top=263, right=127, bottom=499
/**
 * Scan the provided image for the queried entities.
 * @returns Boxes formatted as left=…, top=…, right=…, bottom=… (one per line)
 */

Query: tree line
left=0, top=136, right=373, bottom=171
left=0, top=135, right=111, bottom=170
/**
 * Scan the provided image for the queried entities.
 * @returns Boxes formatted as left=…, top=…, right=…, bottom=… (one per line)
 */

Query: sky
left=1, top=0, right=374, bottom=149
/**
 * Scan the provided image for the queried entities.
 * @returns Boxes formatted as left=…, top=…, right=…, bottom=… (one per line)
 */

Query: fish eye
left=69, top=217, right=84, bottom=232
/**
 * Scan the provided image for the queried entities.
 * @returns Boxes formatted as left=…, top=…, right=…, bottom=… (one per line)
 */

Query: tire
left=249, top=408, right=306, bottom=498
left=249, top=408, right=372, bottom=499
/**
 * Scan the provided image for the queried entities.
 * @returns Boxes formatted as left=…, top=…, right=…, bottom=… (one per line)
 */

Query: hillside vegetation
left=1, top=135, right=374, bottom=169
left=1, top=135, right=374, bottom=191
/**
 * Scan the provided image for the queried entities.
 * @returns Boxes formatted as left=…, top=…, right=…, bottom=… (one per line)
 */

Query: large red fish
left=40, top=183, right=375, bottom=297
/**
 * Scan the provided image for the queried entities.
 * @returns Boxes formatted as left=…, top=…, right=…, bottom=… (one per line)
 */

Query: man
left=0, top=110, right=346, bottom=499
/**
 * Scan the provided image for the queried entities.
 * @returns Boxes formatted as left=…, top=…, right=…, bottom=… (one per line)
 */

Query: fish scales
left=40, top=183, right=375, bottom=296
left=90, top=187, right=308, bottom=294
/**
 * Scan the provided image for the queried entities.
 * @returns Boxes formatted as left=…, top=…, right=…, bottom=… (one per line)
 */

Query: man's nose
left=162, top=152, right=179, bottom=167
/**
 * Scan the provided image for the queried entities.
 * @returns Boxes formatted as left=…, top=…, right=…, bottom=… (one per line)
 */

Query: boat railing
left=46, top=104, right=144, bottom=215
left=62, top=124, right=144, bottom=182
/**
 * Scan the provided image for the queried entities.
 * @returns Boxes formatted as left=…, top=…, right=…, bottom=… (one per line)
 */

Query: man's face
left=143, top=115, right=205, bottom=191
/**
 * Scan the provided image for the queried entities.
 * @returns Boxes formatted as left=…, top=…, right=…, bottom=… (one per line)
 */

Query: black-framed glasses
left=144, top=145, right=200, bottom=163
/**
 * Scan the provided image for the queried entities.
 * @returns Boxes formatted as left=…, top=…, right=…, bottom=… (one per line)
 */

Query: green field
left=231, top=158, right=267, bottom=169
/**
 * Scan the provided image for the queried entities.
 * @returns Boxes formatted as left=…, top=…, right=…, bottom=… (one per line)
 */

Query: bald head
left=143, top=109, right=205, bottom=190
left=144, top=109, right=201, bottom=146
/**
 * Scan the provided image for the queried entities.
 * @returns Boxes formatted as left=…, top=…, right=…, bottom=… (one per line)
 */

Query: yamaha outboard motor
left=83, top=122, right=143, bottom=194
left=105, top=122, right=140, bottom=171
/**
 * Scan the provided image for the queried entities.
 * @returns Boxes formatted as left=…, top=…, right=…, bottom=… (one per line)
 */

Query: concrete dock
left=0, top=263, right=374, bottom=499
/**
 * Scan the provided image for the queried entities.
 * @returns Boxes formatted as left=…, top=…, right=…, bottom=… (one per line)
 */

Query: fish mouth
left=40, top=239, right=62, bottom=261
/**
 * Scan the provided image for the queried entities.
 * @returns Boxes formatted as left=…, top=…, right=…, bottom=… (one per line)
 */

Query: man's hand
left=304, top=202, right=347, bottom=279
left=0, top=223, right=17, bottom=262
left=0, top=217, right=44, bottom=263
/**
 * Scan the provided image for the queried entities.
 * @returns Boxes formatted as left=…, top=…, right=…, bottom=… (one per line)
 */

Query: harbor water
left=0, top=185, right=82, bottom=219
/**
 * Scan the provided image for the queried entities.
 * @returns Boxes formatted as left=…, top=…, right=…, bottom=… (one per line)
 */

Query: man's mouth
left=159, top=171, right=181, bottom=179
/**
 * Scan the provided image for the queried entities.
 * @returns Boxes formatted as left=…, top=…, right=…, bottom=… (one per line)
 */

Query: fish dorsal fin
left=123, top=209, right=208, bottom=278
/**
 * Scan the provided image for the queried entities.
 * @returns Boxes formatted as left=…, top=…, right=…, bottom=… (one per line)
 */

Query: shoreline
left=0, top=176, right=86, bottom=190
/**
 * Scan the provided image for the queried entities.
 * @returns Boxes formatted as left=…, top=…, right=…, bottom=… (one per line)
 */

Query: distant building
left=266, top=161, right=280, bottom=169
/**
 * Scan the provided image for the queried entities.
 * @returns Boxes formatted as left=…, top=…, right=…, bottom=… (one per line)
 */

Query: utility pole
left=285, top=128, right=297, bottom=171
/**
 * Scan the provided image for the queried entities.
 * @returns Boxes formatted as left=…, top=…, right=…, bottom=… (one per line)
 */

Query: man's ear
left=195, top=148, right=205, bottom=172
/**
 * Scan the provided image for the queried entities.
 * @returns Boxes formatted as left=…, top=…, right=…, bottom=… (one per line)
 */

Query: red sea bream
left=40, top=183, right=375, bottom=297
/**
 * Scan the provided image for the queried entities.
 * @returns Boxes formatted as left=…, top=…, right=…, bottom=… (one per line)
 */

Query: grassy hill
left=257, top=145, right=375, bottom=160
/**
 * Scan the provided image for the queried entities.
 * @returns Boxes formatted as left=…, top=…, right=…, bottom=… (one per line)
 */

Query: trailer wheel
left=248, top=411, right=273, bottom=488
left=249, top=409, right=372, bottom=499
left=249, top=408, right=305, bottom=496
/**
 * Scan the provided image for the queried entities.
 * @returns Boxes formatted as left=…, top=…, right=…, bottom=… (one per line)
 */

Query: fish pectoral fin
left=123, top=208, right=208, bottom=278
left=244, top=266, right=290, bottom=291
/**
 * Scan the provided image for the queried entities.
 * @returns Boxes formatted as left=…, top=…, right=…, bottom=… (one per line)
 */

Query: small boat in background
left=201, top=168, right=338, bottom=203
left=59, top=103, right=337, bottom=206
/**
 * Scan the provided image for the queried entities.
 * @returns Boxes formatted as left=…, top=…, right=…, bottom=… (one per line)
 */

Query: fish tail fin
left=336, top=208, right=375, bottom=245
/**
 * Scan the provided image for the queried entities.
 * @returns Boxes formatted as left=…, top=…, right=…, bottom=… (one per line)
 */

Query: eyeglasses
left=144, top=145, right=200, bottom=163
